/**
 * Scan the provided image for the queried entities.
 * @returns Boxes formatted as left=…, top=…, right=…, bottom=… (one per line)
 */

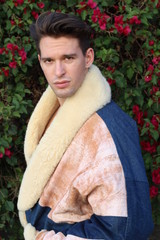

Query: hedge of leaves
left=0, top=0, right=160, bottom=239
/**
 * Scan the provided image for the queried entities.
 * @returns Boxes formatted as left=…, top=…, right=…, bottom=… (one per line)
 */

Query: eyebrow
left=40, top=53, right=77, bottom=61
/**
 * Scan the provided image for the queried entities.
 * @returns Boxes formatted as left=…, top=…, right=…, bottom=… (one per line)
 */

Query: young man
left=17, top=12, right=154, bottom=240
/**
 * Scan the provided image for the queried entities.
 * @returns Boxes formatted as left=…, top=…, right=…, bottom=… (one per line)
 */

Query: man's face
left=38, top=36, right=94, bottom=105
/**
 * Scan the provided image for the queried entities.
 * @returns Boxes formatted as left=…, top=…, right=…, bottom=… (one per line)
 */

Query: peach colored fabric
left=39, top=113, right=127, bottom=226
left=36, top=230, right=90, bottom=240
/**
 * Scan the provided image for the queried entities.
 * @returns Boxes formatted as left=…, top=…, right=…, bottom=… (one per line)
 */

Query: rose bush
left=0, top=0, right=159, bottom=239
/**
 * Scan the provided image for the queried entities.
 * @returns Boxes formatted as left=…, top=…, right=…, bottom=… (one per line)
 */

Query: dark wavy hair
left=30, top=11, right=92, bottom=55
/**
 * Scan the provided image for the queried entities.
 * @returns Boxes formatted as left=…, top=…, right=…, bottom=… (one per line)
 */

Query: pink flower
left=147, top=64, right=154, bottom=73
left=152, top=56, right=160, bottom=65
left=123, top=25, right=131, bottom=36
left=99, top=19, right=106, bottom=30
left=114, top=15, right=124, bottom=25
left=151, top=115, right=159, bottom=130
left=11, top=20, right=16, bottom=25
left=0, top=47, right=5, bottom=54
left=9, top=61, right=17, bottom=68
left=129, top=16, right=141, bottom=25
left=0, top=153, right=3, bottom=158
left=31, top=11, right=39, bottom=19
left=5, top=148, right=12, bottom=158
left=132, top=105, right=144, bottom=126
left=13, top=45, right=19, bottom=51
left=23, top=7, right=27, bottom=14
left=18, top=48, right=27, bottom=64
left=152, top=168, right=160, bottom=185
left=150, top=186, right=158, bottom=198
left=113, top=5, right=119, bottom=11
left=16, top=0, right=24, bottom=4
left=91, top=14, right=98, bottom=23
left=107, top=78, right=116, bottom=85
left=115, top=24, right=124, bottom=34
left=150, top=86, right=159, bottom=95
left=7, top=43, right=14, bottom=50
left=141, top=141, right=156, bottom=154
left=37, top=2, right=45, bottom=8
left=106, top=66, right=115, bottom=73
left=87, top=0, right=97, bottom=9
left=2, top=68, right=9, bottom=77
left=133, top=105, right=140, bottom=114
left=149, top=40, right=155, bottom=46
left=145, top=75, right=152, bottom=82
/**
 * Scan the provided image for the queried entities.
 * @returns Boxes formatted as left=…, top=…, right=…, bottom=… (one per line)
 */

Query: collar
left=17, top=64, right=111, bottom=211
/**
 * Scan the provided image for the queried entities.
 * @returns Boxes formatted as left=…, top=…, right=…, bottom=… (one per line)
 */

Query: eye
left=43, top=59, right=53, bottom=64
left=64, top=56, right=74, bottom=62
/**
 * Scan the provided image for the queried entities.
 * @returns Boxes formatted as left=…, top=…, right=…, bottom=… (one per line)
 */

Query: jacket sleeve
left=35, top=214, right=127, bottom=240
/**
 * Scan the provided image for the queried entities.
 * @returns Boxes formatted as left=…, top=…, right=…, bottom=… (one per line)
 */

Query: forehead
left=39, top=36, right=81, bottom=56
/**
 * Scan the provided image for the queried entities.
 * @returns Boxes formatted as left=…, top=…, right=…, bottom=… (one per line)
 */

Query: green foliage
left=0, top=0, right=160, bottom=239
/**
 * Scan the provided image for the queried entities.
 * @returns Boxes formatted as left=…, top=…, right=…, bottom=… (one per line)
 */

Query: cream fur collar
left=17, top=64, right=111, bottom=212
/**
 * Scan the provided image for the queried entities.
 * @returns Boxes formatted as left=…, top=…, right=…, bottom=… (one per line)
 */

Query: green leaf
left=125, top=98, right=132, bottom=106
left=115, top=76, right=126, bottom=88
left=127, top=68, right=134, bottom=80
left=6, top=156, right=17, bottom=166
left=81, top=10, right=87, bottom=20
left=157, top=146, right=160, bottom=153
left=5, top=201, right=14, bottom=212
left=150, top=129, right=159, bottom=141
left=12, top=111, right=21, bottom=118
left=0, top=75, right=4, bottom=83
left=148, top=98, right=154, bottom=107
left=0, top=138, right=9, bottom=148
left=66, top=0, right=76, bottom=7
left=141, top=16, right=149, bottom=25
left=141, top=127, right=148, bottom=136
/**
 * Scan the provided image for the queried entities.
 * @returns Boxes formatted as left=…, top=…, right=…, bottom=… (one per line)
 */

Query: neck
left=58, top=97, right=66, bottom=106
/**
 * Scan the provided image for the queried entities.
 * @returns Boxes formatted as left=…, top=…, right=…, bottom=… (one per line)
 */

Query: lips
left=54, top=80, right=70, bottom=89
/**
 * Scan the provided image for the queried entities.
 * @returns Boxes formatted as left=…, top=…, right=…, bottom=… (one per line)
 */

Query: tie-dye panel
left=38, top=113, right=127, bottom=225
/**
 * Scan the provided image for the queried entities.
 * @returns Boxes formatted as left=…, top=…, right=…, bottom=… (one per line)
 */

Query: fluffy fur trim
left=19, top=210, right=27, bottom=227
left=24, top=223, right=37, bottom=240
left=17, top=65, right=111, bottom=211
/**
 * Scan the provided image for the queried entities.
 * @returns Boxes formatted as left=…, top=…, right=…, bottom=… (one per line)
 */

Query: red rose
left=9, top=61, right=17, bottom=69
left=149, top=40, right=155, bottom=46
left=114, top=15, right=124, bottom=25
left=37, top=2, right=45, bottom=9
left=31, top=11, right=39, bottom=19
left=151, top=115, right=159, bottom=130
left=10, top=20, right=16, bottom=25
left=107, top=78, right=116, bottom=85
left=152, top=168, right=160, bottom=185
left=5, top=148, right=12, bottom=158
left=2, top=68, right=9, bottom=77
left=129, top=16, right=141, bottom=25
left=150, top=86, right=159, bottom=95
left=152, top=57, right=159, bottom=65
left=87, top=0, right=97, bottom=9
left=150, top=186, right=158, bottom=198
left=0, top=48, right=5, bottom=54
left=18, top=48, right=27, bottom=64
left=0, top=153, right=3, bottom=158
left=123, top=25, right=131, bottom=36
left=7, top=43, right=14, bottom=51
left=133, top=105, right=140, bottom=114
left=145, top=75, right=152, bottom=82
left=141, top=141, right=156, bottom=154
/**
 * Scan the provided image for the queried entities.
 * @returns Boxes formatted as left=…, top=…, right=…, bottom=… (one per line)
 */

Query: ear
left=38, top=54, right=41, bottom=63
left=85, top=48, right=94, bottom=68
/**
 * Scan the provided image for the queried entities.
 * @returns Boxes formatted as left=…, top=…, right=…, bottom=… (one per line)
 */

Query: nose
left=55, top=61, right=65, bottom=78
